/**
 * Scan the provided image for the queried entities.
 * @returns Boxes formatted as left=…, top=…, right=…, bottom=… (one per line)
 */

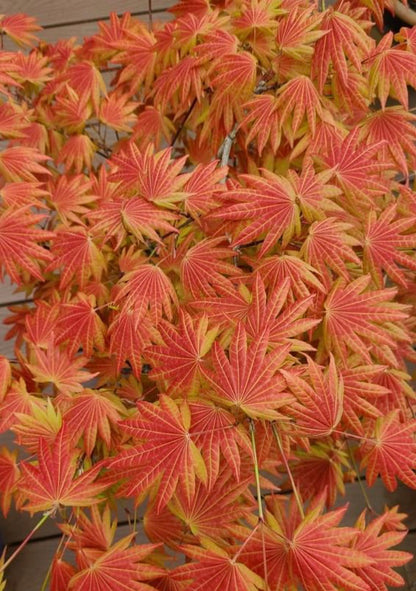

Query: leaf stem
left=272, top=423, right=304, bottom=519
left=345, top=438, right=375, bottom=514
left=0, top=511, right=52, bottom=574
left=249, top=419, right=264, bottom=521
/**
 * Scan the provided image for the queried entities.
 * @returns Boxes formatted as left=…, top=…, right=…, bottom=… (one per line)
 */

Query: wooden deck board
left=1, top=0, right=173, bottom=27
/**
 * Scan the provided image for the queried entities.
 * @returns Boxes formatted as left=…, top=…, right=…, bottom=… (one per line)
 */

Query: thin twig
left=218, top=123, right=239, bottom=176
left=249, top=419, right=264, bottom=521
left=272, top=423, right=305, bottom=519
left=345, top=438, right=375, bottom=514
left=148, top=0, right=153, bottom=31
left=170, top=97, right=198, bottom=147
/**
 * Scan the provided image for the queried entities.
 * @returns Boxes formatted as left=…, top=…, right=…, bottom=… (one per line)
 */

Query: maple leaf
left=108, top=302, right=156, bottom=377
left=54, top=86, right=92, bottom=133
left=109, top=143, right=188, bottom=204
left=367, top=31, right=416, bottom=109
left=57, top=134, right=97, bottom=174
left=359, top=410, right=416, bottom=491
left=363, top=203, right=416, bottom=288
left=61, top=504, right=117, bottom=552
left=107, top=395, right=207, bottom=511
left=323, top=275, right=409, bottom=363
left=169, top=467, right=254, bottom=540
left=0, top=378, right=44, bottom=433
left=179, top=236, right=241, bottom=298
left=113, top=26, right=157, bottom=93
left=62, top=60, right=107, bottom=113
left=189, top=401, right=252, bottom=488
left=312, top=5, right=371, bottom=92
left=232, top=0, right=283, bottom=37
left=242, top=94, right=281, bottom=155
left=51, top=556, right=76, bottom=591
left=245, top=275, right=319, bottom=348
left=12, top=397, right=62, bottom=453
left=317, top=128, right=391, bottom=211
left=0, top=207, right=54, bottom=284
left=56, top=293, right=106, bottom=357
left=48, top=175, right=97, bottom=225
left=0, top=102, right=27, bottom=138
left=99, top=93, right=138, bottom=132
left=17, top=427, right=106, bottom=513
left=240, top=496, right=372, bottom=591
left=359, top=106, right=416, bottom=176
left=300, top=217, right=361, bottom=282
left=339, top=363, right=387, bottom=434
left=351, top=509, right=412, bottom=591
left=0, top=447, right=19, bottom=516
left=89, top=195, right=179, bottom=250
left=282, top=355, right=343, bottom=438
left=0, top=146, right=50, bottom=182
left=114, top=263, right=178, bottom=324
left=210, top=51, right=257, bottom=102
left=0, top=13, right=41, bottom=46
left=175, top=541, right=265, bottom=591
left=153, top=56, right=205, bottom=114
left=63, top=389, right=125, bottom=456
left=202, top=323, right=294, bottom=420
left=288, top=443, right=349, bottom=507
left=13, top=51, right=51, bottom=85
left=182, top=160, right=227, bottom=217
left=255, top=253, right=324, bottom=302
left=0, top=182, right=48, bottom=209
left=69, top=534, right=163, bottom=591
left=145, top=311, right=217, bottom=395
left=275, top=75, right=325, bottom=143
left=24, top=301, right=60, bottom=349
left=48, top=225, right=106, bottom=289
left=275, top=7, right=323, bottom=63
left=132, top=105, right=175, bottom=149
left=26, top=343, right=97, bottom=397
left=195, top=29, right=238, bottom=61
left=210, top=170, right=299, bottom=255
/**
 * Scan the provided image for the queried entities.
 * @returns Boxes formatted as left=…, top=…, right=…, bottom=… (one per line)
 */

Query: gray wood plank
left=0, top=0, right=174, bottom=27
left=3, top=10, right=173, bottom=47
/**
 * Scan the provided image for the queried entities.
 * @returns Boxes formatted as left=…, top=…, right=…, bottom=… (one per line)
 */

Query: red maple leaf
left=359, top=410, right=416, bottom=491
left=69, top=534, right=163, bottom=591
left=63, top=389, right=125, bottom=456
left=56, top=294, right=106, bottom=357
left=17, top=427, right=106, bottom=513
left=0, top=207, right=54, bottom=284
left=282, top=355, right=343, bottom=438
left=210, top=169, right=298, bottom=255
left=189, top=400, right=252, bottom=488
left=0, top=13, right=41, bottom=47
left=323, top=275, right=409, bottom=363
left=145, top=311, right=217, bottom=396
left=351, top=509, right=412, bottom=590
left=175, top=541, right=264, bottom=591
left=363, top=203, right=416, bottom=288
left=240, top=496, right=372, bottom=591
left=367, top=31, right=416, bottom=108
left=107, top=395, right=207, bottom=511
left=202, top=323, right=294, bottom=420
left=26, top=343, right=97, bottom=397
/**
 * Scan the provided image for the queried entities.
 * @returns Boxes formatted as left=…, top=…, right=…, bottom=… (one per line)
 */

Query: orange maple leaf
left=107, top=395, right=207, bottom=511
left=17, top=427, right=106, bottom=513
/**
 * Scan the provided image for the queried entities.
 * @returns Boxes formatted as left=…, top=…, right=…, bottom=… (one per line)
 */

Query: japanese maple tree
left=0, top=0, right=416, bottom=589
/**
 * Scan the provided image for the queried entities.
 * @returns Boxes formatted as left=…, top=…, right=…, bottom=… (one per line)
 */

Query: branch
left=393, top=0, right=416, bottom=25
